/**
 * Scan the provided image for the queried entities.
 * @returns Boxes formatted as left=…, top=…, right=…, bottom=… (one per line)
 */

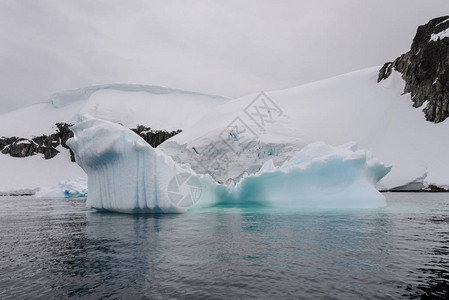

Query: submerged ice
left=68, top=117, right=391, bottom=213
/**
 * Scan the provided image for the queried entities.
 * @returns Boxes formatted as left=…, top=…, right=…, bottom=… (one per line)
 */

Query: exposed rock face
left=0, top=123, right=74, bottom=160
left=378, top=16, right=449, bottom=123
left=131, top=125, right=182, bottom=148
left=0, top=123, right=181, bottom=161
left=56, top=123, right=75, bottom=161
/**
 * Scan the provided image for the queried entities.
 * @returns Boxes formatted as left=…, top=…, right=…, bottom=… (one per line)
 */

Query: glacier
left=68, top=116, right=391, bottom=213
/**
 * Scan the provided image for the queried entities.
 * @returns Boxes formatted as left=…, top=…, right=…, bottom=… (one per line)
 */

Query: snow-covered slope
left=1, top=67, right=448, bottom=194
left=0, top=83, right=228, bottom=137
left=0, top=147, right=86, bottom=192
left=160, top=67, right=449, bottom=190
left=0, top=84, right=228, bottom=193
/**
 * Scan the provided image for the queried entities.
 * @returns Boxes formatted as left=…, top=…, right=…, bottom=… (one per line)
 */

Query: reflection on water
left=0, top=193, right=448, bottom=299
left=413, top=215, right=449, bottom=299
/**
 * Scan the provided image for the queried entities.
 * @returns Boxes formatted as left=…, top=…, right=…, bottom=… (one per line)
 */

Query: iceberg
left=217, top=142, right=391, bottom=209
left=35, top=178, right=88, bottom=198
left=67, top=116, right=218, bottom=213
left=68, top=116, right=391, bottom=213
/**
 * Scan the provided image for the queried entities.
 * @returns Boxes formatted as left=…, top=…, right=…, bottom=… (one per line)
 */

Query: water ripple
left=0, top=193, right=448, bottom=299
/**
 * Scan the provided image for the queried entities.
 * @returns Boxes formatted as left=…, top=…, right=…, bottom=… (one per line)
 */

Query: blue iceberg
left=216, top=142, right=391, bottom=209
left=36, top=178, right=88, bottom=198
left=67, top=116, right=218, bottom=213
left=68, top=116, right=391, bottom=213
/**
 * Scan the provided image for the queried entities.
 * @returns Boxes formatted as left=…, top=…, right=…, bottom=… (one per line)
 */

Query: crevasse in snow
left=68, top=116, right=391, bottom=213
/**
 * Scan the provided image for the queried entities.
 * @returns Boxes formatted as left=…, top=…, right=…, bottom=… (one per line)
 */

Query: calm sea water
left=0, top=193, right=448, bottom=299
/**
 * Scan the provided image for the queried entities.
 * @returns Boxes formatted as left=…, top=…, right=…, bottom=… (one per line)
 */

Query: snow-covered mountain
left=1, top=16, right=449, bottom=195
left=160, top=16, right=449, bottom=191
left=2, top=66, right=447, bottom=194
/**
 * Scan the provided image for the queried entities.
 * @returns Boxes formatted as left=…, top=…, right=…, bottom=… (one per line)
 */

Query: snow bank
left=0, top=147, right=86, bottom=194
left=68, top=117, right=390, bottom=213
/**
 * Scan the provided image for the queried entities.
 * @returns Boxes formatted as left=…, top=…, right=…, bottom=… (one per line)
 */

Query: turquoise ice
left=68, top=116, right=391, bottom=213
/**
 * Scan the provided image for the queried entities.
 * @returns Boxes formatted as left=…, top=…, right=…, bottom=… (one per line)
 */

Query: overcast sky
left=0, top=0, right=448, bottom=113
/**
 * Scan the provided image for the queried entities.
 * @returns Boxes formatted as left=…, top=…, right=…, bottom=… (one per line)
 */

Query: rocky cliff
left=1, top=123, right=75, bottom=161
left=378, top=16, right=449, bottom=123
left=131, top=125, right=182, bottom=148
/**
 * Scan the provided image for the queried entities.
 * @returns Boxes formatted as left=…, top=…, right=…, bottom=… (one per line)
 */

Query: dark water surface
left=0, top=193, right=448, bottom=299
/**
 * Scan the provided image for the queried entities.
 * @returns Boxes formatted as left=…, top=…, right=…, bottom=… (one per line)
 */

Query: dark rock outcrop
left=1, top=123, right=181, bottom=161
left=56, top=123, right=75, bottom=161
left=378, top=16, right=449, bottom=123
left=33, top=134, right=61, bottom=159
left=131, top=125, right=182, bottom=148
left=4, top=138, right=37, bottom=158
left=1, top=131, right=65, bottom=160
left=0, top=137, right=18, bottom=153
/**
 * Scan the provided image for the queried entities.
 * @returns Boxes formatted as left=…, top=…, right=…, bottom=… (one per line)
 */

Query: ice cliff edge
left=67, top=116, right=391, bottom=213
